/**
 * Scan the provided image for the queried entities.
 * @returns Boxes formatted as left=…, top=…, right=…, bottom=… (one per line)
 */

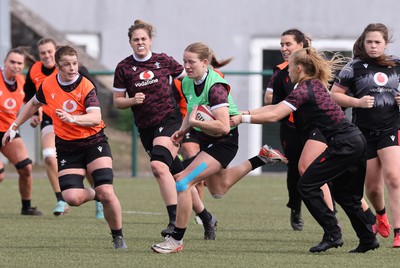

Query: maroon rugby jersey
left=284, top=79, right=357, bottom=142
left=113, top=52, right=184, bottom=128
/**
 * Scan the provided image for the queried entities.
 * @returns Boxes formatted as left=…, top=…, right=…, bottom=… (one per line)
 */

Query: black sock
left=249, top=156, right=265, bottom=170
left=167, top=205, right=177, bottom=225
left=111, top=228, right=123, bottom=238
left=172, top=227, right=186, bottom=241
left=394, top=228, right=400, bottom=236
left=376, top=207, right=386, bottom=216
left=197, top=208, right=212, bottom=224
left=22, top=200, right=31, bottom=210
left=364, top=208, right=376, bottom=225
left=55, top=192, right=65, bottom=202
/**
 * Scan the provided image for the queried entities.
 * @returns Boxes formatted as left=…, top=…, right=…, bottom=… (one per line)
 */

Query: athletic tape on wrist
left=242, top=114, right=251, bottom=123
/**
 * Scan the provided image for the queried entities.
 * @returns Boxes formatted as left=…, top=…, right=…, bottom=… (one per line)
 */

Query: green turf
left=0, top=174, right=398, bottom=267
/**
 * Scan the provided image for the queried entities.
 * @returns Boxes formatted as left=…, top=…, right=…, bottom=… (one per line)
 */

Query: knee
left=384, top=174, right=400, bottom=190
left=15, top=158, right=32, bottom=177
left=95, top=186, right=114, bottom=203
left=63, top=192, right=84, bottom=207
left=208, top=190, right=224, bottom=199
left=43, top=148, right=57, bottom=161
left=150, top=145, right=173, bottom=177
left=65, top=198, right=82, bottom=207
left=365, top=184, right=382, bottom=198
left=150, top=161, right=170, bottom=179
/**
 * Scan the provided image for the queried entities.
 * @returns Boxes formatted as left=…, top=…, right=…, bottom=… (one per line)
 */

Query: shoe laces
left=158, top=236, right=181, bottom=248
left=377, top=214, right=391, bottom=228
left=112, top=236, right=124, bottom=245
left=259, top=145, right=288, bottom=164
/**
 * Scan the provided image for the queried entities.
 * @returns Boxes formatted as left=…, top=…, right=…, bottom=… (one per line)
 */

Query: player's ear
left=297, top=64, right=302, bottom=73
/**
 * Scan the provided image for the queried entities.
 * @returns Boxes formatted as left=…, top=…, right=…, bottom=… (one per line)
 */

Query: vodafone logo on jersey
left=4, top=98, right=17, bottom=110
left=373, top=72, right=388, bottom=86
left=63, top=100, right=78, bottom=113
left=135, top=70, right=159, bottom=87
left=139, top=70, right=155, bottom=80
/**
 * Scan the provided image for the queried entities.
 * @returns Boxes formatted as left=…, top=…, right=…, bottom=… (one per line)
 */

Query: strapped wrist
left=68, top=116, right=76, bottom=123
left=242, top=114, right=251, bottom=123
left=11, top=122, right=19, bottom=131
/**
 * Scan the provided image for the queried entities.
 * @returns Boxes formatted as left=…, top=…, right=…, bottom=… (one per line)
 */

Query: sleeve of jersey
left=208, top=83, right=229, bottom=108
left=334, top=61, right=354, bottom=91
left=23, top=69, right=37, bottom=102
left=283, top=84, right=309, bottom=112
left=271, top=73, right=286, bottom=105
left=266, top=69, right=280, bottom=91
left=84, top=89, right=101, bottom=110
left=112, top=65, right=127, bottom=92
left=35, top=85, right=47, bottom=105
left=169, top=56, right=185, bottom=79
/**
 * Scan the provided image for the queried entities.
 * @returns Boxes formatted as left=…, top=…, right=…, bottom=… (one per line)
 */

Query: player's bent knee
left=91, top=168, right=113, bottom=188
left=176, top=162, right=207, bottom=192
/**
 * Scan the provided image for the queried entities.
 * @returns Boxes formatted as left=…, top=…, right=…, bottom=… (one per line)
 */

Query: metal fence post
left=131, top=123, right=138, bottom=177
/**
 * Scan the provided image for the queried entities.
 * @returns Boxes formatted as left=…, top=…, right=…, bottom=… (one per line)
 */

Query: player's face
left=56, top=55, right=79, bottom=82
left=130, top=29, right=152, bottom=59
left=280, top=35, right=303, bottom=61
left=364, top=31, right=387, bottom=58
left=183, top=51, right=208, bottom=81
left=3, top=52, right=24, bottom=80
left=38, top=42, right=56, bottom=69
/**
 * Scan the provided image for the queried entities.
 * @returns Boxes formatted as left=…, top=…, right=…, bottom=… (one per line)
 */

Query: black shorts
left=182, top=129, right=200, bottom=144
left=41, top=112, right=53, bottom=130
left=138, top=110, right=182, bottom=153
left=199, top=127, right=239, bottom=168
left=300, top=133, right=367, bottom=196
left=308, top=128, right=327, bottom=144
left=359, top=127, right=399, bottom=159
left=0, top=131, right=21, bottom=148
left=57, top=140, right=113, bottom=171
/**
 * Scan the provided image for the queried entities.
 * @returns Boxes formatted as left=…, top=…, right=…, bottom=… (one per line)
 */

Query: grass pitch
left=0, top=173, right=398, bottom=268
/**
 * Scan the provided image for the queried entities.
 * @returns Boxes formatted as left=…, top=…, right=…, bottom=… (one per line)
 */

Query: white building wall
left=16, top=0, right=400, bottom=171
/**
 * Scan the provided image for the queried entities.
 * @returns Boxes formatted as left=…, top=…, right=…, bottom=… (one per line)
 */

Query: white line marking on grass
left=123, top=211, right=164, bottom=215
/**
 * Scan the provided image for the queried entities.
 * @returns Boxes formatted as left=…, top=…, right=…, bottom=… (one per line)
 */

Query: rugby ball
left=196, top=105, right=215, bottom=122
left=195, top=105, right=222, bottom=137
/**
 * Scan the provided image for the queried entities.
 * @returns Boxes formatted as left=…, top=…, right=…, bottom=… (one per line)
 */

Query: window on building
left=66, top=33, right=100, bottom=59
left=250, top=38, right=354, bottom=171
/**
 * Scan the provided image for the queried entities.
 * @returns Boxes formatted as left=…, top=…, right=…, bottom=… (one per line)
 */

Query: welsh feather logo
left=373, top=72, right=388, bottom=86
left=62, top=100, right=78, bottom=113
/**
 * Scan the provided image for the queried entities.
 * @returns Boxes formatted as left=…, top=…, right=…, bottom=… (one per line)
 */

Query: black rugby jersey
left=334, top=58, right=400, bottom=131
